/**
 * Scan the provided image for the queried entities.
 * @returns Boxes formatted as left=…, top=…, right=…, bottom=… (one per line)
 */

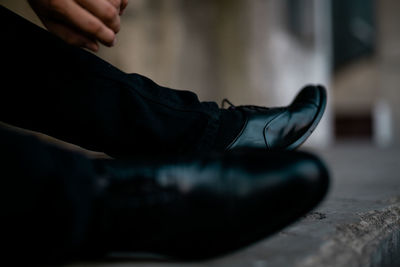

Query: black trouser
left=0, top=5, right=246, bottom=157
left=0, top=6, right=243, bottom=263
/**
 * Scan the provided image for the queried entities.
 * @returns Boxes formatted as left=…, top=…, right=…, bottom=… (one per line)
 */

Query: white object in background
left=373, top=99, right=393, bottom=147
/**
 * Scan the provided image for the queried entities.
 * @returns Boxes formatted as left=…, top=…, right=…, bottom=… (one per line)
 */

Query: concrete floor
left=71, top=142, right=400, bottom=267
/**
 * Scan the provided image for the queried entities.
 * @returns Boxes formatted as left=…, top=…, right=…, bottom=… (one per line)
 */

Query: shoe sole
left=285, top=85, right=327, bottom=150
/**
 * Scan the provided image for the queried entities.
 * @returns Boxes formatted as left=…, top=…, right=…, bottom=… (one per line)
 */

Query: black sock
left=213, top=109, right=245, bottom=151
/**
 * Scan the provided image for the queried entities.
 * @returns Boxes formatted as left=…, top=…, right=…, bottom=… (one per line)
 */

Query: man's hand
left=28, top=0, right=129, bottom=52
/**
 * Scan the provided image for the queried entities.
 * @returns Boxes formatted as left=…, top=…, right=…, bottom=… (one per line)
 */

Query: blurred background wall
left=1, top=0, right=399, bottom=149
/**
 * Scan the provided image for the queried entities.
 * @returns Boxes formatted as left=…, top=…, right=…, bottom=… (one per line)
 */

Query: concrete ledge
left=71, top=144, right=400, bottom=267
left=300, top=202, right=400, bottom=267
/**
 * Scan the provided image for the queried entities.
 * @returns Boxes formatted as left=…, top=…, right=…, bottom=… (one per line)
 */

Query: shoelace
left=221, top=98, right=270, bottom=111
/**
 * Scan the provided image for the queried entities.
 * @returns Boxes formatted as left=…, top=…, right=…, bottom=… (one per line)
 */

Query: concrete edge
left=298, top=201, right=400, bottom=267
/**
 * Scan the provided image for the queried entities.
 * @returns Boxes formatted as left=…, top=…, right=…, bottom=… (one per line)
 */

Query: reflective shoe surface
left=225, top=85, right=327, bottom=150
left=92, top=149, right=330, bottom=260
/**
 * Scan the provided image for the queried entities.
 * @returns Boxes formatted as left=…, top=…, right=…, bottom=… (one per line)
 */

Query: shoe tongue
left=222, top=98, right=271, bottom=112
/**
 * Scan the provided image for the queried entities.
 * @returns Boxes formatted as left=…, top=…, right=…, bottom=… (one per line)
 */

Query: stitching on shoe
left=263, top=110, right=289, bottom=149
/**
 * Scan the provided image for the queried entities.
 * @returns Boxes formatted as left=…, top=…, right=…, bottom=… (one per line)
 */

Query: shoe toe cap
left=292, top=85, right=326, bottom=107
left=292, top=152, right=330, bottom=201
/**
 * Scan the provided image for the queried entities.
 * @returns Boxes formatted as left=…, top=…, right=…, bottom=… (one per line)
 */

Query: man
left=0, top=1, right=329, bottom=264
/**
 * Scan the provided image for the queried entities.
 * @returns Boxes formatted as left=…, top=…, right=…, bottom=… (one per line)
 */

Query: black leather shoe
left=224, top=85, right=327, bottom=150
left=89, top=149, right=329, bottom=260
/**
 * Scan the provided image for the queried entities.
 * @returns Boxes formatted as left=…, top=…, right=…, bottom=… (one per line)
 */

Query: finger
left=44, top=20, right=100, bottom=52
left=76, top=0, right=121, bottom=33
left=105, top=0, right=127, bottom=15
left=120, top=0, right=128, bottom=15
left=107, top=0, right=122, bottom=9
left=56, top=0, right=115, bottom=46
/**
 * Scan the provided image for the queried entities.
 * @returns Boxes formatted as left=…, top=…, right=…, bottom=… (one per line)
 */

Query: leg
left=0, top=124, right=98, bottom=263
left=0, top=124, right=329, bottom=263
left=0, top=6, right=327, bottom=156
left=0, top=6, right=242, bottom=157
